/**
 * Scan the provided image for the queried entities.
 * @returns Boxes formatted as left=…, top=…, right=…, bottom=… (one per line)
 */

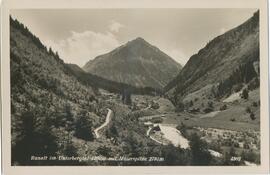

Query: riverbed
left=159, top=124, right=190, bottom=149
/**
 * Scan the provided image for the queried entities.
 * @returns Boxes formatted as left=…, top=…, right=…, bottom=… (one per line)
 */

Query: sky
left=11, top=9, right=257, bottom=66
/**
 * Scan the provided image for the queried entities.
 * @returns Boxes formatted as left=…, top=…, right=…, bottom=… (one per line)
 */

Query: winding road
left=94, top=108, right=112, bottom=139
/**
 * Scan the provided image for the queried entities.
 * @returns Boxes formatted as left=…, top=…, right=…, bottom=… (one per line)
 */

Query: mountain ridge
left=83, top=37, right=182, bottom=89
left=10, top=17, right=109, bottom=165
left=164, top=11, right=259, bottom=103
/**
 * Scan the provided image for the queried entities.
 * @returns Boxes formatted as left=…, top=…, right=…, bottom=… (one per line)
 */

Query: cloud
left=109, top=20, right=124, bottom=33
left=163, top=48, right=188, bottom=66
left=45, top=30, right=119, bottom=67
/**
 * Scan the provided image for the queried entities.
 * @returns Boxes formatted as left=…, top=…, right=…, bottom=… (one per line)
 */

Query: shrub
left=230, top=118, right=236, bottom=122
left=246, top=107, right=251, bottom=113
left=252, top=102, right=258, bottom=107
left=175, top=102, right=185, bottom=112
left=241, top=150, right=260, bottom=164
left=106, top=123, right=118, bottom=138
left=150, top=117, right=163, bottom=123
left=208, top=101, right=214, bottom=108
left=12, top=111, right=58, bottom=165
left=74, top=111, right=94, bottom=141
left=203, top=108, right=213, bottom=113
left=241, top=89, right=249, bottom=99
left=161, top=144, right=192, bottom=165
left=189, top=108, right=200, bottom=113
left=151, top=101, right=160, bottom=109
left=189, top=100, right=194, bottom=107
left=97, top=146, right=112, bottom=157
left=176, top=122, right=187, bottom=138
left=250, top=112, right=256, bottom=120
left=208, top=141, right=222, bottom=152
left=220, top=104, right=227, bottom=111
left=243, top=142, right=250, bottom=149
left=233, top=142, right=239, bottom=148
left=247, top=77, right=259, bottom=91
left=64, top=139, right=78, bottom=157
left=189, top=133, right=212, bottom=165
left=232, top=83, right=243, bottom=92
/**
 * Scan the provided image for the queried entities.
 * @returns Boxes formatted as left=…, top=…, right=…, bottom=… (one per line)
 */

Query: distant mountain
left=66, top=63, right=162, bottom=95
left=83, top=37, right=182, bottom=89
left=165, top=11, right=259, bottom=103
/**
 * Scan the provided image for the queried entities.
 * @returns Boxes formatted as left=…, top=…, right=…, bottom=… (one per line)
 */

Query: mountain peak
left=134, top=37, right=145, bottom=42
left=129, top=37, right=149, bottom=45
left=83, top=36, right=182, bottom=89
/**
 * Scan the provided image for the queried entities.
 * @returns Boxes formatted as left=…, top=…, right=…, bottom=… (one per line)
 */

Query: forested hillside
left=67, top=64, right=162, bottom=96
left=165, top=11, right=259, bottom=103
left=10, top=17, right=108, bottom=165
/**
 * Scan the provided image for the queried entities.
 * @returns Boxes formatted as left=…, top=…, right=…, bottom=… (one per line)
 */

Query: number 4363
left=231, top=156, right=241, bottom=161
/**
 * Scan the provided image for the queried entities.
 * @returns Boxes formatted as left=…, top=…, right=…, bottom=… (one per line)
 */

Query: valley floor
left=140, top=88, right=259, bottom=162
left=72, top=87, right=260, bottom=166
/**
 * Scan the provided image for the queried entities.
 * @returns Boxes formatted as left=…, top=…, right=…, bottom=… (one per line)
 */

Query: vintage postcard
left=1, top=0, right=269, bottom=174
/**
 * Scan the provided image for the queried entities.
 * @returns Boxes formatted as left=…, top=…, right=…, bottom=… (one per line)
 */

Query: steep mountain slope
left=165, top=11, right=259, bottom=102
left=83, top=37, right=182, bottom=89
left=10, top=17, right=107, bottom=165
left=67, top=64, right=161, bottom=95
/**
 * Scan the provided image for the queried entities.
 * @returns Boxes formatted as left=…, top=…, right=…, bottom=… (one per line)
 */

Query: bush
left=232, top=83, right=243, bottom=92
left=241, top=89, right=249, bottom=99
left=189, top=133, right=212, bottom=165
left=208, top=141, right=222, bottom=152
left=189, top=100, right=194, bottom=107
left=74, top=111, right=94, bottom=141
left=106, top=123, right=118, bottom=138
left=150, top=117, right=163, bottom=123
left=250, top=112, right=256, bottom=120
left=233, top=142, right=239, bottom=148
left=252, top=102, right=258, bottom=107
left=220, top=104, right=227, bottom=111
left=151, top=101, right=159, bottom=109
left=230, top=118, right=236, bottom=122
left=247, top=77, right=259, bottom=91
left=97, top=146, right=112, bottom=157
left=241, top=150, right=260, bottom=164
left=176, top=102, right=185, bottom=112
left=208, top=101, right=214, bottom=108
left=203, top=108, right=213, bottom=113
left=189, top=108, right=200, bottom=113
left=176, top=122, right=187, bottom=138
left=246, top=107, right=251, bottom=113
left=161, top=144, right=192, bottom=165
left=63, top=139, right=78, bottom=157
left=12, top=111, right=59, bottom=165
left=243, top=142, right=250, bottom=149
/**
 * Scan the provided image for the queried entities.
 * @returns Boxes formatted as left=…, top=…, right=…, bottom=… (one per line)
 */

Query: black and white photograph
left=1, top=0, right=269, bottom=174
left=9, top=8, right=263, bottom=166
